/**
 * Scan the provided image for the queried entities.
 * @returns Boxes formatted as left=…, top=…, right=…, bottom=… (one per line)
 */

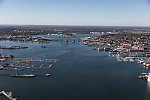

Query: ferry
left=11, top=74, right=35, bottom=77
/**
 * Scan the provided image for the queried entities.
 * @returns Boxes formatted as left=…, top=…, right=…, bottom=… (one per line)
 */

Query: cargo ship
left=11, top=74, right=35, bottom=77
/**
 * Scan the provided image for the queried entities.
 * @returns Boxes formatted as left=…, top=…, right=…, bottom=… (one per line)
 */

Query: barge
left=11, top=74, right=35, bottom=77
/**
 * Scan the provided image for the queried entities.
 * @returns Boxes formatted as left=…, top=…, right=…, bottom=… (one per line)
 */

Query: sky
left=0, top=0, right=150, bottom=26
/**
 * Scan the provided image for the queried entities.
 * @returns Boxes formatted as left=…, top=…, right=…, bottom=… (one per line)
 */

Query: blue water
left=0, top=34, right=150, bottom=100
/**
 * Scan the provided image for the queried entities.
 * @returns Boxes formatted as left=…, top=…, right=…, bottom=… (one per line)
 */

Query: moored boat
left=11, top=74, right=35, bottom=77
left=46, top=74, right=50, bottom=77
left=138, top=73, right=150, bottom=81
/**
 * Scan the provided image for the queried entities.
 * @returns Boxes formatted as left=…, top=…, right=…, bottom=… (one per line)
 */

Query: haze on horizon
left=0, top=0, right=150, bottom=26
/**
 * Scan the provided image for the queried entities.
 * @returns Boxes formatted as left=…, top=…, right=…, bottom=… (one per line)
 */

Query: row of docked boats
left=139, top=73, right=150, bottom=81
left=109, top=49, right=150, bottom=82
left=12, top=58, right=57, bottom=63
left=137, top=59, right=150, bottom=68
left=110, top=51, right=150, bottom=68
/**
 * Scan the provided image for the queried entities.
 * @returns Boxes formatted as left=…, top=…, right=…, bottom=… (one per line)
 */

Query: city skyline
left=0, top=0, right=150, bottom=26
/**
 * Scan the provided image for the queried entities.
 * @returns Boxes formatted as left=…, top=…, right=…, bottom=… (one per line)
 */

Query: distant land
left=0, top=25, right=150, bottom=36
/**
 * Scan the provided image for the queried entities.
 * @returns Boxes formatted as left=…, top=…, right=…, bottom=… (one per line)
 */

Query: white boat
left=146, top=64, right=150, bottom=67
left=0, top=58, right=6, bottom=62
left=147, top=77, right=150, bottom=81
left=46, top=74, right=50, bottom=77
left=147, top=73, right=150, bottom=81
left=142, top=63, right=146, bottom=66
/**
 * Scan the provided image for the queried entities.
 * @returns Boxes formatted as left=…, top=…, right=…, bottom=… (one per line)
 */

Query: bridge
left=37, top=36, right=77, bottom=42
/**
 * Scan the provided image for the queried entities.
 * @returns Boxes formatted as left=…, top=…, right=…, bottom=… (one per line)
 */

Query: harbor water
left=0, top=34, right=150, bottom=100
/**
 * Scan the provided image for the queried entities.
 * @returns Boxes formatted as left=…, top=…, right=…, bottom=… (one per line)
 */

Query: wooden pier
left=0, top=90, right=18, bottom=100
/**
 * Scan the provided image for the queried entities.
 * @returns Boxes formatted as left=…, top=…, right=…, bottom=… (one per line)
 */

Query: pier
left=0, top=90, right=18, bottom=100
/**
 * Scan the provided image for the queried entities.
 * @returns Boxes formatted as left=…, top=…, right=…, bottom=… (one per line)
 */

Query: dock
left=0, top=90, right=18, bottom=100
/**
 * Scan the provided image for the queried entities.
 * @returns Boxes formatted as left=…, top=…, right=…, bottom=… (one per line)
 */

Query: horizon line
left=0, top=24, right=150, bottom=27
